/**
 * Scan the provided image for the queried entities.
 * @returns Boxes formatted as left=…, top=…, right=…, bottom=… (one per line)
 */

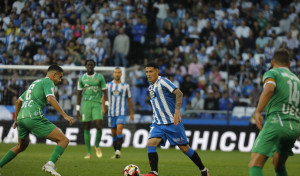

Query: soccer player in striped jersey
left=104, top=67, right=134, bottom=158
left=144, top=62, right=209, bottom=176
left=0, top=65, right=75, bottom=176
left=77, top=60, right=108, bottom=159
left=249, top=49, right=300, bottom=176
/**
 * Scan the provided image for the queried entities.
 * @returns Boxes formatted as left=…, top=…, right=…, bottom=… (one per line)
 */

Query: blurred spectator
left=188, top=56, right=203, bottom=79
left=249, top=83, right=261, bottom=107
left=3, top=79, right=20, bottom=105
left=279, top=12, right=291, bottom=34
left=204, top=87, right=219, bottom=111
left=255, top=30, right=269, bottom=49
left=33, top=48, right=47, bottom=65
left=58, top=79, right=72, bottom=115
left=112, top=28, right=130, bottom=67
left=218, top=92, right=234, bottom=111
left=153, top=0, right=169, bottom=31
left=191, top=91, right=204, bottom=110
left=242, top=79, right=254, bottom=98
left=180, top=75, right=197, bottom=98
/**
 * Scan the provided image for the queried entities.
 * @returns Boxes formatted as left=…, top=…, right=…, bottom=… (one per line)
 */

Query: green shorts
left=18, top=117, right=56, bottom=139
left=81, top=101, right=103, bottom=122
left=252, top=119, right=299, bottom=157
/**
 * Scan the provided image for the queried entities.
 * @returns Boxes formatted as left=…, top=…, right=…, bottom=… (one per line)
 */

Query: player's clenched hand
left=174, top=111, right=181, bottom=125
left=76, top=111, right=81, bottom=120
left=13, top=120, right=18, bottom=129
left=254, top=111, right=263, bottom=130
left=65, top=116, right=75, bottom=126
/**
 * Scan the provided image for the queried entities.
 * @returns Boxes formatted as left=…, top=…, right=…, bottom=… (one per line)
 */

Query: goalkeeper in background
left=0, top=65, right=75, bottom=176
left=103, top=67, right=134, bottom=158
left=77, top=60, right=108, bottom=159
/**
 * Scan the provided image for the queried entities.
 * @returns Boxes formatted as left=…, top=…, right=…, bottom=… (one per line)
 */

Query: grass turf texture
left=1, top=144, right=300, bottom=176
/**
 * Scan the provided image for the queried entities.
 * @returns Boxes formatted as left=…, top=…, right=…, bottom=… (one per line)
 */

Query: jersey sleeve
left=263, top=70, right=277, bottom=87
left=100, top=75, right=106, bottom=90
left=19, top=91, right=27, bottom=101
left=126, top=84, right=131, bottom=98
left=161, top=78, right=177, bottom=93
left=77, top=76, right=83, bottom=90
left=44, top=79, right=55, bottom=97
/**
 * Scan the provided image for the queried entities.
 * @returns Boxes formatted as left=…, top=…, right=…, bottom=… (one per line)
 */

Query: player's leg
left=92, top=102, right=103, bottom=158
left=94, top=119, right=103, bottom=158
left=0, top=136, right=30, bottom=168
left=115, top=115, right=126, bottom=157
left=272, top=153, right=288, bottom=176
left=81, top=101, right=93, bottom=158
left=83, top=122, right=92, bottom=158
left=111, top=127, right=117, bottom=151
left=46, top=127, right=70, bottom=163
left=249, top=152, right=268, bottom=176
left=146, top=124, right=165, bottom=176
left=178, top=144, right=208, bottom=176
left=147, top=137, right=162, bottom=176
left=43, top=127, right=69, bottom=176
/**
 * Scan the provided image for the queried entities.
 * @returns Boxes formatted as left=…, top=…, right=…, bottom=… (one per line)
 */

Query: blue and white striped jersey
left=148, top=76, right=177, bottom=125
left=106, top=81, right=131, bottom=117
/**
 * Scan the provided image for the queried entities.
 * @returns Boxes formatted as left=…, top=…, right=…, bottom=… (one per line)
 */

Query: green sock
left=84, top=130, right=91, bottom=154
left=95, top=129, right=102, bottom=148
left=0, top=150, right=17, bottom=167
left=49, top=145, right=65, bottom=164
left=250, top=166, right=263, bottom=176
left=275, top=167, right=288, bottom=176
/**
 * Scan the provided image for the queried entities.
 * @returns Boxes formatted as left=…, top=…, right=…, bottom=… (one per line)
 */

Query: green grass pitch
left=1, top=144, right=300, bottom=176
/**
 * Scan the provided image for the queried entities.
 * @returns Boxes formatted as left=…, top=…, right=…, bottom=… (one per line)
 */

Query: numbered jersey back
left=263, top=68, right=300, bottom=121
left=18, top=77, right=55, bottom=119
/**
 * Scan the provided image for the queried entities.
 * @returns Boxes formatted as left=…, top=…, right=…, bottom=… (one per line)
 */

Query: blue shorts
left=149, top=123, right=188, bottom=147
left=108, top=116, right=126, bottom=128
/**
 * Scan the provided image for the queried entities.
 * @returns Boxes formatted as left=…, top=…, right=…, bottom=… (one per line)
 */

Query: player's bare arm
left=173, top=88, right=183, bottom=125
left=254, top=78, right=275, bottom=130
left=102, top=89, right=108, bottom=114
left=76, top=89, right=83, bottom=120
left=13, top=98, right=23, bottom=129
left=128, top=97, right=134, bottom=121
left=47, top=95, right=75, bottom=126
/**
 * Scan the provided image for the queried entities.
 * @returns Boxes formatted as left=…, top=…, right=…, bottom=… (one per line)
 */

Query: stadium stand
left=0, top=0, right=299, bottom=125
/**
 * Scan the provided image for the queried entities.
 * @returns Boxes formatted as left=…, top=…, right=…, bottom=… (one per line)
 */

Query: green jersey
left=18, top=77, right=55, bottom=119
left=263, top=67, right=300, bottom=121
left=78, top=73, right=106, bottom=102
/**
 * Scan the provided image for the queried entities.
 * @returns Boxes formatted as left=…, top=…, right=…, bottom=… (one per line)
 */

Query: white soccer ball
left=123, top=164, right=141, bottom=176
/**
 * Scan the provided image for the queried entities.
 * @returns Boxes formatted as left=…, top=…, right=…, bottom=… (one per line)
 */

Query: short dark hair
left=48, top=64, right=63, bottom=73
left=145, top=62, right=159, bottom=69
left=85, top=59, right=96, bottom=66
left=273, top=48, right=290, bottom=66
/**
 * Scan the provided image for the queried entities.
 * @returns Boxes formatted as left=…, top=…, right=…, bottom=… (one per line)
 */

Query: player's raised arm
left=173, top=88, right=183, bottom=125
left=254, top=78, right=275, bottom=130
left=48, top=95, right=74, bottom=126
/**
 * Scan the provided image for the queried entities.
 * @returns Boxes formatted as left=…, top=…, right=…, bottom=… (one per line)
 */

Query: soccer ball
left=123, top=164, right=141, bottom=176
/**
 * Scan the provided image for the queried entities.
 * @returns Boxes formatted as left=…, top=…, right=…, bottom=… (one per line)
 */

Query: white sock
left=47, top=161, right=55, bottom=166
left=201, top=168, right=207, bottom=172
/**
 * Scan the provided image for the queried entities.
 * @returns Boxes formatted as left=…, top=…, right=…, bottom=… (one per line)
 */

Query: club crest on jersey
left=150, top=90, right=156, bottom=99
left=94, top=79, right=98, bottom=82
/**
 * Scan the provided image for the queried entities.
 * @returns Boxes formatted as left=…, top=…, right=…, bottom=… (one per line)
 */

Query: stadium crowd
left=0, top=0, right=300, bottom=117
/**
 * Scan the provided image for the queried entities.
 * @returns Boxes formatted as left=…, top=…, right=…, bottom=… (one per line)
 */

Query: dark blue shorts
left=149, top=122, right=188, bottom=146
left=108, top=115, right=126, bottom=128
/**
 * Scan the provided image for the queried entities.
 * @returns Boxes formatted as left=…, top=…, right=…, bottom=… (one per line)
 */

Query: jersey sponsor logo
left=112, top=89, right=121, bottom=96
left=95, top=79, right=98, bottom=82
